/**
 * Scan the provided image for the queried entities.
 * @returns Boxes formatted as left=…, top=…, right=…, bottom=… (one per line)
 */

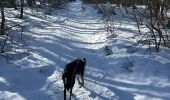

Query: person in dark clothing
left=62, top=58, right=86, bottom=100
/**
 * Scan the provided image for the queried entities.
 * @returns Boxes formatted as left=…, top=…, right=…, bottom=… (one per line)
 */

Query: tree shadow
left=0, top=64, right=58, bottom=100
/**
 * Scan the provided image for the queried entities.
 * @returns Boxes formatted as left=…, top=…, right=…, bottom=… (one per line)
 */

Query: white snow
left=0, top=0, right=170, bottom=100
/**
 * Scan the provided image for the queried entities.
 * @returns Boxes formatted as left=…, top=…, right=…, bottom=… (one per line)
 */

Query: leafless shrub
left=0, top=22, right=28, bottom=63
left=123, top=0, right=170, bottom=52
left=94, top=2, right=117, bottom=38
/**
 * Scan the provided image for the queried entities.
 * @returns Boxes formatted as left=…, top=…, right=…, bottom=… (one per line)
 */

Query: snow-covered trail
left=19, top=1, right=117, bottom=100
left=38, top=1, right=118, bottom=100
left=1, top=0, right=170, bottom=100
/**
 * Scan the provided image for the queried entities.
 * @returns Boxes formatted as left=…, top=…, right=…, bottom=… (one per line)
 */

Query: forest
left=0, top=0, right=170, bottom=100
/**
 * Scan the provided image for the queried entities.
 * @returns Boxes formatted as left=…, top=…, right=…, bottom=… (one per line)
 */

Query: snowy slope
left=0, top=0, right=170, bottom=100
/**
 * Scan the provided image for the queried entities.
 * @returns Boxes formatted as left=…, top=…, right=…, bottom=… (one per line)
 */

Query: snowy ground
left=1, top=0, right=170, bottom=100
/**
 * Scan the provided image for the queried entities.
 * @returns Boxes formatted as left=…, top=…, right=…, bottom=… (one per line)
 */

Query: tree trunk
left=0, top=0, right=5, bottom=35
left=20, top=0, right=24, bottom=19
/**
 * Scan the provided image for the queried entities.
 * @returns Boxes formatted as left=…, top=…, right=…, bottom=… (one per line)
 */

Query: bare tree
left=20, top=0, right=24, bottom=19
left=0, top=0, right=5, bottom=35
left=124, top=0, right=169, bottom=52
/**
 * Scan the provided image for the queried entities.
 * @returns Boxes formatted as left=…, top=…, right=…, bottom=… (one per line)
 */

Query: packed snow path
left=29, top=1, right=117, bottom=100
left=1, top=0, right=170, bottom=100
left=40, top=1, right=117, bottom=100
